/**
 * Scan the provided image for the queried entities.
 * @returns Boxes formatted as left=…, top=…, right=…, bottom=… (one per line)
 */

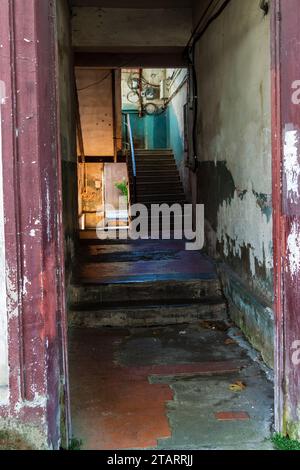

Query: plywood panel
left=76, top=68, right=114, bottom=156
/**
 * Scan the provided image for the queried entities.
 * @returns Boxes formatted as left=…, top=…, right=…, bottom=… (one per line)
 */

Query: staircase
left=69, top=239, right=227, bottom=328
left=69, top=149, right=227, bottom=329
left=127, top=149, right=187, bottom=235
left=128, top=149, right=186, bottom=205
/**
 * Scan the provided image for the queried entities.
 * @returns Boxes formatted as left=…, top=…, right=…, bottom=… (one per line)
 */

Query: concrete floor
left=69, top=322, right=274, bottom=450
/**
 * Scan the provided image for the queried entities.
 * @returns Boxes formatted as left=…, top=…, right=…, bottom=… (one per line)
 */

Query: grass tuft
left=68, top=437, right=83, bottom=450
left=272, top=433, right=300, bottom=451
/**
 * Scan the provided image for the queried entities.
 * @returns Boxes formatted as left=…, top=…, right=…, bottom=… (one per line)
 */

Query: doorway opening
left=76, top=67, right=189, bottom=237
left=56, top=0, right=275, bottom=451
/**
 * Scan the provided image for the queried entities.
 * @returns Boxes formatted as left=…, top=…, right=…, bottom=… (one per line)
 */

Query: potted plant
left=114, top=178, right=128, bottom=210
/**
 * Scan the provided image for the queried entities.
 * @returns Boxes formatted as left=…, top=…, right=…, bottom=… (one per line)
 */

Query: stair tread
left=70, top=297, right=226, bottom=311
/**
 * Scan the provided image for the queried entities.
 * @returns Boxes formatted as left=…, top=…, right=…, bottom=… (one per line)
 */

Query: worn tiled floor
left=69, top=323, right=274, bottom=450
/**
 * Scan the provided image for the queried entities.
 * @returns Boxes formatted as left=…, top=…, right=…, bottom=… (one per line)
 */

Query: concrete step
left=135, top=156, right=175, bottom=162
left=136, top=184, right=184, bottom=194
left=137, top=170, right=179, bottom=177
left=134, top=166, right=178, bottom=172
left=134, top=217, right=186, bottom=227
left=68, top=298, right=227, bottom=328
left=137, top=202, right=186, bottom=209
left=135, top=149, right=173, bottom=155
left=70, top=278, right=221, bottom=304
left=137, top=194, right=186, bottom=203
left=137, top=202, right=186, bottom=210
left=136, top=175, right=181, bottom=183
left=135, top=162, right=178, bottom=168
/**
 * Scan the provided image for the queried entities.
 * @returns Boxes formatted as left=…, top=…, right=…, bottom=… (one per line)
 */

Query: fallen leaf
left=199, top=321, right=229, bottom=332
left=229, top=381, right=247, bottom=392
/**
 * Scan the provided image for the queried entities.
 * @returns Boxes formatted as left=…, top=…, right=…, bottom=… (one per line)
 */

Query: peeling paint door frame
left=271, top=0, right=300, bottom=439
left=0, top=0, right=70, bottom=448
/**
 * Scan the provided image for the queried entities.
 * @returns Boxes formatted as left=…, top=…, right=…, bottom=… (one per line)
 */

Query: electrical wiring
left=184, top=0, right=215, bottom=54
left=167, top=68, right=183, bottom=90
left=77, top=70, right=112, bottom=92
left=163, top=74, right=188, bottom=108
left=127, top=71, right=160, bottom=91
left=77, top=56, right=142, bottom=92
left=192, top=0, right=231, bottom=45
left=185, top=0, right=232, bottom=173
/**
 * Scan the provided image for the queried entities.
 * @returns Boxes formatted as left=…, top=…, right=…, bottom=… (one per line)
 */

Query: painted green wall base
left=218, top=263, right=274, bottom=368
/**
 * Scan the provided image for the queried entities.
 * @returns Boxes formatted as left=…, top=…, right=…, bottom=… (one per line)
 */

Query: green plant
left=115, top=180, right=128, bottom=198
left=272, top=433, right=300, bottom=451
left=68, top=437, right=83, bottom=450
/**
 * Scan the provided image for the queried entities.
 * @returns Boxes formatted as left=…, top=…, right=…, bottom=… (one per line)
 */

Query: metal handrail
left=126, top=113, right=136, bottom=178
left=124, top=113, right=136, bottom=203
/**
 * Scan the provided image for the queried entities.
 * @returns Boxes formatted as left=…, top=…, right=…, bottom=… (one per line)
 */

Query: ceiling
left=71, top=0, right=192, bottom=8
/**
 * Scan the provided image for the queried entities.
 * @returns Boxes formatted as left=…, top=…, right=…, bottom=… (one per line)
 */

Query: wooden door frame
left=271, top=0, right=300, bottom=439
left=0, top=0, right=70, bottom=448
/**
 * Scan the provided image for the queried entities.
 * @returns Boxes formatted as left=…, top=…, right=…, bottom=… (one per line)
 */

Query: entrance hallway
left=68, top=236, right=273, bottom=449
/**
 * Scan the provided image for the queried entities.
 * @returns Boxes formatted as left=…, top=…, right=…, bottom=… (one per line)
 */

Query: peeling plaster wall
left=193, top=0, right=273, bottom=365
left=166, top=68, right=189, bottom=197
left=0, top=81, right=8, bottom=403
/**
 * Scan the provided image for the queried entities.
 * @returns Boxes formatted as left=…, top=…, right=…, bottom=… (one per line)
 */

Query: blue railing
left=124, top=113, right=136, bottom=203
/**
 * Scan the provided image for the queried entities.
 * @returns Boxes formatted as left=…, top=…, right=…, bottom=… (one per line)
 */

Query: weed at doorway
left=62, top=437, right=82, bottom=450
left=272, top=433, right=300, bottom=450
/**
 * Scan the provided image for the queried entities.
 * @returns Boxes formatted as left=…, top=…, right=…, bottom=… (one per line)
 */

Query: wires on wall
left=184, top=0, right=232, bottom=172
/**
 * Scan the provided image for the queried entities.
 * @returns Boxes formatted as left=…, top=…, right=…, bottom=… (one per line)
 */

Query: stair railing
left=123, top=113, right=137, bottom=205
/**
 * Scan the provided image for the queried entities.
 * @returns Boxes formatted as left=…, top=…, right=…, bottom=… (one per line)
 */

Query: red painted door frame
left=0, top=0, right=70, bottom=448
left=1, top=0, right=300, bottom=448
left=272, top=0, right=300, bottom=439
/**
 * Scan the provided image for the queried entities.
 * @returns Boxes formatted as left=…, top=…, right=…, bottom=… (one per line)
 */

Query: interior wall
left=166, top=68, right=189, bottom=197
left=82, top=163, right=104, bottom=228
left=57, top=0, right=78, bottom=281
left=193, top=0, right=273, bottom=366
left=72, top=7, right=192, bottom=50
left=121, top=69, right=167, bottom=149
left=76, top=68, right=122, bottom=156
left=104, top=163, right=128, bottom=211
left=121, top=67, right=189, bottom=184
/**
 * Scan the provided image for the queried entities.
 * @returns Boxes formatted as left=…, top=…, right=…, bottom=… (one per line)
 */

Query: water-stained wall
left=193, top=0, right=273, bottom=365
left=166, top=68, right=189, bottom=197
